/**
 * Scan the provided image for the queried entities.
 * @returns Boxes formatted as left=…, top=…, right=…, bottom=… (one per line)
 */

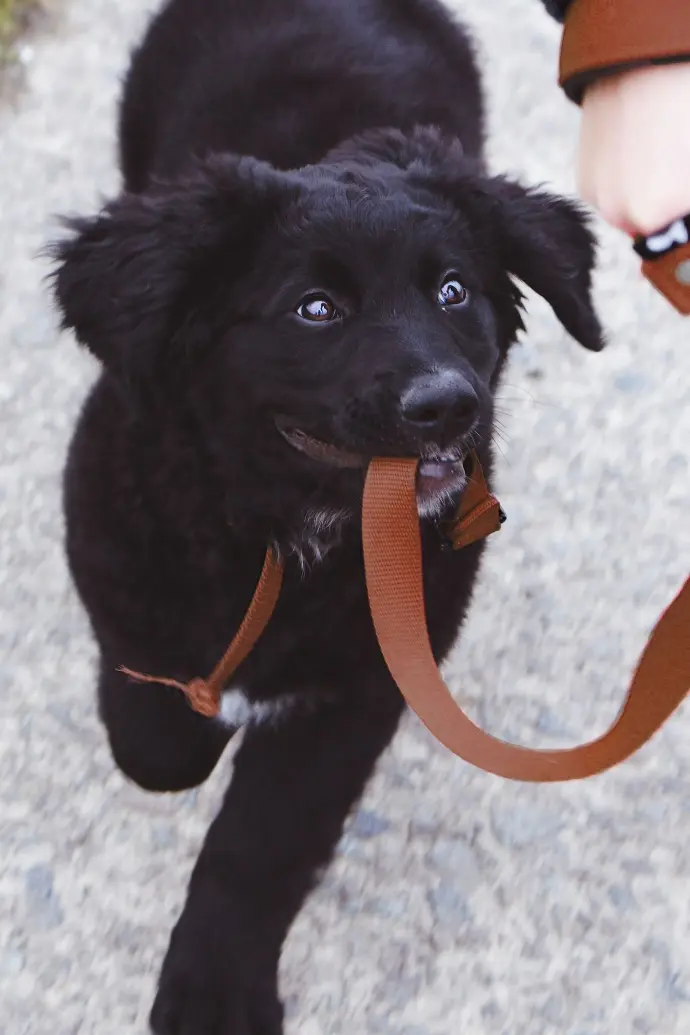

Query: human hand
left=577, top=63, right=690, bottom=237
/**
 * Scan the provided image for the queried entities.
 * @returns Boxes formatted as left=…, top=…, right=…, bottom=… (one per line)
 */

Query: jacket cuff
left=559, top=0, right=690, bottom=104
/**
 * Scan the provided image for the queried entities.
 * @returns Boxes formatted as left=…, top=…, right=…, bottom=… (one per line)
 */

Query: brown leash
left=119, top=548, right=284, bottom=717
left=363, top=458, right=690, bottom=781
left=122, top=454, right=689, bottom=782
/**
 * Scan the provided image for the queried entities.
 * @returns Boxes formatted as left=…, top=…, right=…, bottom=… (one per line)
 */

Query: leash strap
left=120, top=548, right=284, bottom=717
left=362, top=457, right=690, bottom=781
left=445, top=453, right=505, bottom=549
left=122, top=454, right=688, bottom=782
left=120, top=457, right=501, bottom=717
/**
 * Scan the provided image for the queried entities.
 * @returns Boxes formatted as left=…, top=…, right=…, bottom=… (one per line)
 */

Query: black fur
left=50, top=1, right=603, bottom=1031
left=541, top=0, right=572, bottom=20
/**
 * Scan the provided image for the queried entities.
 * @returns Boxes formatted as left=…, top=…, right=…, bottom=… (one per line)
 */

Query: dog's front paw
left=150, top=893, right=283, bottom=1035
left=151, top=961, right=283, bottom=1035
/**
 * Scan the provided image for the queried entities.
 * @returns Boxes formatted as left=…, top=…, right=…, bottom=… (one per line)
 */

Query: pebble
left=350, top=810, right=390, bottom=839
left=613, top=372, right=651, bottom=393
left=607, top=883, right=636, bottom=910
left=25, top=864, right=64, bottom=928
left=428, top=837, right=481, bottom=894
left=489, top=801, right=565, bottom=848
left=0, top=949, right=25, bottom=977
left=427, top=881, right=472, bottom=926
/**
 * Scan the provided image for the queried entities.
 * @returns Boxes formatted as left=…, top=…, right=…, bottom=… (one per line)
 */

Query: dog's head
left=51, top=127, right=603, bottom=558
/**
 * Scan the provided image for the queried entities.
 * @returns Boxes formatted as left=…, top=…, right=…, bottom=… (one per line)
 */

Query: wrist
left=578, top=63, right=690, bottom=235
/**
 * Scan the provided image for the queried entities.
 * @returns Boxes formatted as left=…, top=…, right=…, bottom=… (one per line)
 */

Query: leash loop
left=120, top=453, right=689, bottom=782
left=362, top=456, right=690, bottom=781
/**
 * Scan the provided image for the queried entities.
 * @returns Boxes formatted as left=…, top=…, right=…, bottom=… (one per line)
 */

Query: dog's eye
left=437, top=277, right=468, bottom=308
left=296, top=294, right=339, bottom=323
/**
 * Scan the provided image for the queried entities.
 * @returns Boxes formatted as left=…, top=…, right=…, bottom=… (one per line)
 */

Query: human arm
left=536, top=0, right=690, bottom=311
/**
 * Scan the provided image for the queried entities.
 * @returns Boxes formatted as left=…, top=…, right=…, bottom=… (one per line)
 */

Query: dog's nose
left=399, top=370, right=478, bottom=437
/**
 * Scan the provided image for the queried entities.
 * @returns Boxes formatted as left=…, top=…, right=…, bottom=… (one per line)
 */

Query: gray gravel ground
left=1, top=2, right=689, bottom=1034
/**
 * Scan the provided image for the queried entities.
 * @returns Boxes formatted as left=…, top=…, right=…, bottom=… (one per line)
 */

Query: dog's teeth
left=419, top=459, right=461, bottom=478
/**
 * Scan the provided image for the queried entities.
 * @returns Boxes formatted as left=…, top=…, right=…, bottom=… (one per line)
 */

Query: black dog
left=50, top=0, right=604, bottom=1031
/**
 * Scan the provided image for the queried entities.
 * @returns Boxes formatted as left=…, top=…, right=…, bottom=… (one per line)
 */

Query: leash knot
left=185, top=677, right=221, bottom=718
left=118, top=666, right=221, bottom=717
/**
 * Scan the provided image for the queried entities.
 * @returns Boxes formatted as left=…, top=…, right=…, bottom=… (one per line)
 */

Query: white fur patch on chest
left=217, top=687, right=295, bottom=728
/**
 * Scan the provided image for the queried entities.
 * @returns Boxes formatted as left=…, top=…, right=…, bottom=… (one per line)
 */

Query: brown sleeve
left=559, top=0, right=690, bottom=103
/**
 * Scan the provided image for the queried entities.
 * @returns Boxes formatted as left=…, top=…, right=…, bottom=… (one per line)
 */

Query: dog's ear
left=432, top=172, right=605, bottom=352
left=481, top=178, right=605, bottom=352
left=49, top=155, right=293, bottom=388
left=331, top=132, right=604, bottom=351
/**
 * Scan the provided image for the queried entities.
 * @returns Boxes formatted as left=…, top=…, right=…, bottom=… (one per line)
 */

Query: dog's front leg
left=150, top=684, right=405, bottom=1035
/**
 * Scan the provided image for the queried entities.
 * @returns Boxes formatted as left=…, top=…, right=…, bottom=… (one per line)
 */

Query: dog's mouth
left=276, top=421, right=472, bottom=506
left=278, top=426, right=366, bottom=469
